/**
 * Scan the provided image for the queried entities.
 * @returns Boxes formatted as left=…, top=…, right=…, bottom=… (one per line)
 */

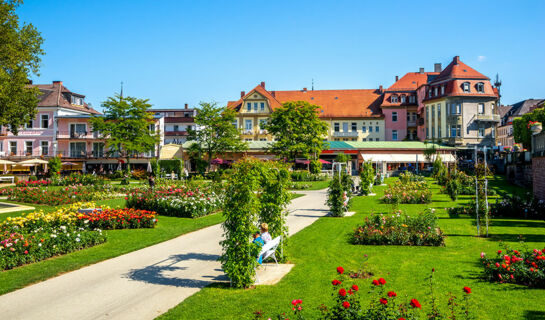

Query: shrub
left=490, top=194, right=545, bottom=220
left=48, top=156, right=62, bottom=178
left=480, top=245, right=545, bottom=288
left=291, top=170, right=327, bottom=181
left=3, top=185, right=112, bottom=205
left=288, top=182, right=311, bottom=190
left=51, top=173, right=105, bottom=186
left=399, top=171, right=425, bottom=184
left=309, top=159, right=322, bottom=174
left=359, top=161, right=374, bottom=196
left=159, top=159, right=183, bottom=179
left=76, top=208, right=157, bottom=229
left=445, top=177, right=460, bottom=201
left=353, top=210, right=445, bottom=246
left=382, top=181, right=432, bottom=204
left=327, top=174, right=349, bottom=217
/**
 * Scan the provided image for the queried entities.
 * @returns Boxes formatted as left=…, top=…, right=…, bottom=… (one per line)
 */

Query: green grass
left=0, top=198, right=225, bottom=295
left=288, top=179, right=330, bottom=191
left=159, top=177, right=545, bottom=320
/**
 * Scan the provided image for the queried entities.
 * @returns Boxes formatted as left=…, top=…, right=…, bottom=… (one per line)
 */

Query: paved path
left=0, top=190, right=329, bottom=320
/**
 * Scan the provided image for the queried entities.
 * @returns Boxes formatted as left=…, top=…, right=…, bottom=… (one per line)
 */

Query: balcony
left=56, top=131, right=103, bottom=139
left=164, top=117, right=194, bottom=123
left=407, top=120, right=417, bottom=127
left=332, top=131, right=359, bottom=138
left=164, top=131, right=188, bottom=136
left=474, top=114, right=501, bottom=123
left=55, top=150, right=157, bottom=159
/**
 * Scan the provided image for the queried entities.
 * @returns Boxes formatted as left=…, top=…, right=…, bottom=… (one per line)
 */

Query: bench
left=258, top=236, right=281, bottom=265
left=0, top=176, right=14, bottom=183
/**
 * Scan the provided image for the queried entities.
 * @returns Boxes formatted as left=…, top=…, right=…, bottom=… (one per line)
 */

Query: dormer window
left=71, top=96, right=84, bottom=105
left=428, top=89, right=432, bottom=97
left=391, top=95, right=398, bottom=103
left=409, top=95, right=415, bottom=103
left=247, top=102, right=251, bottom=111
left=400, top=95, right=406, bottom=103
left=434, top=87, right=438, bottom=96
left=476, top=82, right=485, bottom=93
left=441, top=85, right=445, bottom=95
left=462, top=82, right=471, bottom=93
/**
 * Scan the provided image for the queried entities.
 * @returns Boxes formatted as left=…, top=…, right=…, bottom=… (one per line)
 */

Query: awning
left=360, top=153, right=456, bottom=163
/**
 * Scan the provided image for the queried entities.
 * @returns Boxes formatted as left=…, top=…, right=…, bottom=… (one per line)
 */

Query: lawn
left=159, top=177, right=545, bottom=320
left=0, top=198, right=225, bottom=295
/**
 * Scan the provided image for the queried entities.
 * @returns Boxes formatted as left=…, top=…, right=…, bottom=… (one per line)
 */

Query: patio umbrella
left=62, top=161, right=77, bottom=171
left=147, top=161, right=152, bottom=173
left=318, top=159, right=331, bottom=164
left=18, top=158, right=48, bottom=165
left=0, top=159, right=15, bottom=173
left=211, top=158, right=223, bottom=165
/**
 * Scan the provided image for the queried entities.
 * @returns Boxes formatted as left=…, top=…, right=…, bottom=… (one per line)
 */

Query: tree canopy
left=188, top=102, right=247, bottom=170
left=90, top=94, right=160, bottom=165
left=513, top=107, right=545, bottom=148
left=0, top=0, right=44, bottom=134
left=264, top=100, right=329, bottom=161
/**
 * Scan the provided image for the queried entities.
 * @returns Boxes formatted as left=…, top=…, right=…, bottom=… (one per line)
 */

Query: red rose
left=380, top=298, right=388, bottom=305
left=497, top=250, right=502, bottom=254
left=348, top=289, right=353, bottom=295
left=463, top=286, right=471, bottom=294
left=337, top=266, right=344, bottom=274
left=378, top=278, right=386, bottom=285
left=399, top=318, right=406, bottom=320
left=387, top=291, right=397, bottom=297
left=332, top=279, right=341, bottom=286
left=372, top=279, right=379, bottom=286
left=342, top=301, right=350, bottom=309
left=351, top=284, right=359, bottom=291
left=339, top=288, right=347, bottom=297
left=410, top=299, right=421, bottom=309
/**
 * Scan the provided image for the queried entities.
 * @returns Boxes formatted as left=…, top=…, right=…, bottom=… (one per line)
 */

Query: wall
left=383, top=108, right=406, bottom=141
left=533, top=156, right=545, bottom=201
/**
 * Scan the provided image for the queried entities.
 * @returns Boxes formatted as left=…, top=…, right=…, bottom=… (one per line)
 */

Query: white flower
left=50, top=234, right=57, bottom=238
left=38, top=243, right=42, bottom=247
left=76, top=237, right=80, bottom=242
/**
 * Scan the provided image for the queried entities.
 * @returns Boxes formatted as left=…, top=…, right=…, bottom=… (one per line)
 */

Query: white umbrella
left=18, top=158, right=49, bottom=165
left=147, top=161, right=152, bottom=173
left=0, top=159, right=15, bottom=173
left=117, top=162, right=122, bottom=171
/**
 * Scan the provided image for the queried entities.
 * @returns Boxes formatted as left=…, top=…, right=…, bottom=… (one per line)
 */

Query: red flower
left=332, top=279, right=342, bottom=286
left=348, top=289, right=353, bottom=295
left=410, top=299, right=421, bottom=309
left=372, top=279, right=380, bottom=286
left=342, top=301, right=350, bottom=309
left=378, top=278, right=386, bottom=285
left=351, top=284, right=359, bottom=291
left=497, top=250, right=502, bottom=254
left=24, top=250, right=28, bottom=254
left=337, top=266, right=344, bottom=274
left=339, top=288, right=347, bottom=297
left=379, top=298, right=388, bottom=305
left=463, top=286, right=472, bottom=294
left=387, top=291, right=397, bottom=297
left=399, top=318, right=406, bottom=320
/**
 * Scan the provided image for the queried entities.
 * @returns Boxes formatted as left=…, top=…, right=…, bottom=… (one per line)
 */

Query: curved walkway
left=0, top=189, right=329, bottom=320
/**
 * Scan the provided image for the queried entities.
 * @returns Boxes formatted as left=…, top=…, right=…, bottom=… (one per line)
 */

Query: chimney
left=240, top=91, right=245, bottom=98
left=379, top=85, right=383, bottom=93
left=303, top=87, right=307, bottom=92
left=184, top=103, right=188, bottom=109
left=419, top=68, right=424, bottom=74
left=395, top=76, right=399, bottom=82
left=260, top=81, right=265, bottom=89
left=434, top=63, right=442, bottom=73
left=53, top=80, right=62, bottom=86
left=453, top=56, right=460, bottom=64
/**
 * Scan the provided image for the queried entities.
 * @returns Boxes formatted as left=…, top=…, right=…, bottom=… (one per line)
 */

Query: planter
left=530, top=124, right=542, bottom=134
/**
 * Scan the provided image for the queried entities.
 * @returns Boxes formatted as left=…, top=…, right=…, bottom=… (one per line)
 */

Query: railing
left=474, top=114, right=501, bottom=122
left=407, top=120, right=417, bottom=127
left=332, top=131, right=359, bottom=137
left=56, top=131, right=104, bottom=139
left=55, top=150, right=157, bottom=159
left=164, top=131, right=188, bottom=136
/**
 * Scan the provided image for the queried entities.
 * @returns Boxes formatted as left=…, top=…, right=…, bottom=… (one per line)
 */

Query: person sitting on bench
left=260, top=223, right=272, bottom=243
left=252, top=232, right=265, bottom=264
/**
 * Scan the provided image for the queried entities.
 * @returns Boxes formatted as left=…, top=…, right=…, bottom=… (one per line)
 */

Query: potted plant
left=528, top=121, right=542, bottom=134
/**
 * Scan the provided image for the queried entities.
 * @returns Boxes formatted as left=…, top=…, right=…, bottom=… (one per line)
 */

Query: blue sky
left=18, top=0, right=545, bottom=111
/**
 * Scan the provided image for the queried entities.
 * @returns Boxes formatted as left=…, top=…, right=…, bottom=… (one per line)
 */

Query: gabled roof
left=229, top=84, right=383, bottom=118
left=31, top=82, right=101, bottom=115
left=386, top=72, right=439, bottom=91
left=505, top=99, right=545, bottom=118
left=431, top=56, right=488, bottom=83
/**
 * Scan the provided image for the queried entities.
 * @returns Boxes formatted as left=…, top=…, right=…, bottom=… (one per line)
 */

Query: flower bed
left=76, top=208, right=157, bottom=229
left=1, top=186, right=112, bottom=205
left=382, top=181, right=431, bottom=204
left=480, top=246, right=545, bottom=288
left=126, top=186, right=220, bottom=218
left=353, top=210, right=445, bottom=246
left=51, top=173, right=105, bottom=186
left=16, top=180, right=50, bottom=187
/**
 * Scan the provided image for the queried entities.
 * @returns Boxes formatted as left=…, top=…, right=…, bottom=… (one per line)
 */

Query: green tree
left=0, top=0, right=44, bottom=134
left=188, top=102, right=246, bottom=172
left=90, top=94, right=159, bottom=169
left=48, top=156, right=61, bottom=179
left=513, top=108, right=545, bottom=148
left=359, top=160, right=375, bottom=195
left=264, top=100, right=328, bottom=162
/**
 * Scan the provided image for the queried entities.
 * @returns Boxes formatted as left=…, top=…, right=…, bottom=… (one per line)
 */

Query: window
left=491, top=127, right=495, bottom=138
left=432, top=127, right=435, bottom=138
left=451, top=103, right=461, bottom=115
left=368, top=138, right=373, bottom=141
left=462, top=82, right=470, bottom=93
left=434, top=87, right=438, bottom=96
left=376, top=126, right=379, bottom=132
left=93, top=142, right=104, bottom=157
left=431, top=106, right=435, bottom=120
left=71, top=96, right=84, bottom=105
left=428, top=89, right=432, bottom=98
left=342, top=122, right=348, bottom=132
left=369, top=126, right=373, bottom=133
left=478, top=126, right=485, bottom=138
left=25, top=120, right=33, bottom=129
left=441, top=86, right=445, bottom=95
left=426, top=128, right=429, bottom=138
left=10, top=141, right=17, bottom=155
left=392, top=112, right=398, bottom=122
left=41, top=114, right=49, bottom=128
left=247, top=103, right=251, bottom=111
left=232, top=120, right=238, bottom=128
left=362, top=126, right=367, bottom=133
left=259, top=119, right=267, bottom=131
left=41, top=141, right=48, bottom=156
left=25, top=141, right=33, bottom=155
left=478, top=103, right=485, bottom=114
left=259, top=138, right=266, bottom=141
left=334, top=123, right=340, bottom=132
left=409, top=95, right=415, bottom=103
left=253, top=103, right=258, bottom=111
left=362, top=138, right=367, bottom=141
left=260, top=102, right=265, bottom=111
left=400, top=95, right=406, bottom=103
left=375, top=138, right=379, bottom=141
left=245, top=119, right=253, bottom=131
left=407, top=113, right=411, bottom=121
left=476, top=82, right=484, bottom=93
left=437, top=104, right=441, bottom=120
left=392, top=130, right=398, bottom=141
left=457, top=125, right=461, bottom=137
left=70, top=123, right=87, bottom=137
left=391, top=95, right=398, bottom=103
left=438, top=127, right=442, bottom=137
left=351, top=122, right=357, bottom=132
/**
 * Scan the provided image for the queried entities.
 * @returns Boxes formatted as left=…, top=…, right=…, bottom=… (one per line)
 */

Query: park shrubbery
left=51, top=173, right=105, bottom=186
left=0, top=185, right=112, bottom=205
left=327, top=171, right=353, bottom=217
left=291, top=170, right=327, bottom=182
left=352, top=209, right=444, bottom=246
left=382, top=181, right=432, bottom=204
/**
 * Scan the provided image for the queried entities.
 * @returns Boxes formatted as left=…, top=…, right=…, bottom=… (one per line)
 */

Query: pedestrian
left=148, top=175, right=155, bottom=189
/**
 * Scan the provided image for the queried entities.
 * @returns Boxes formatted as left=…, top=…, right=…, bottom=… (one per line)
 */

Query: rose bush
left=76, top=208, right=157, bottom=230
left=353, top=210, right=445, bottom=246
left=1, top=186, right=112, bottom=205
left=382, top=181, right=432, bottom=204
